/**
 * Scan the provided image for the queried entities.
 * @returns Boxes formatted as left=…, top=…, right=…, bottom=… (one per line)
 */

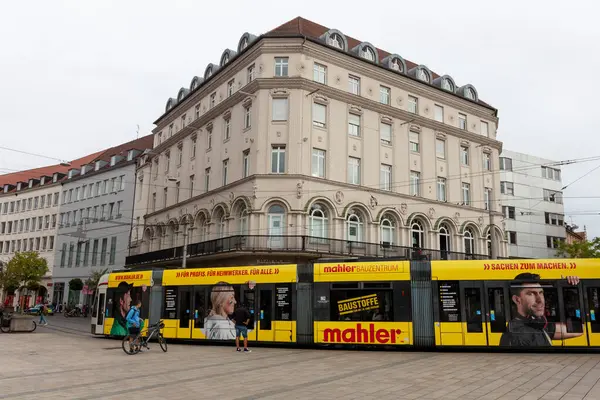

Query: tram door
left=460, top=281, right=488, bottom=346
left=242, top=285, right=274, bottom=342
left=559, top=280, right=588, bottom=347
left=483, top=283, right=510, bottom=346
left=177, top=286, right=207, bottom=340
left=583, top=282, right=600, bottom=347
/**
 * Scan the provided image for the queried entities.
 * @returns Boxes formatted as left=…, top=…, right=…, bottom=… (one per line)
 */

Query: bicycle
left=122, top=320, right=167, bottom=355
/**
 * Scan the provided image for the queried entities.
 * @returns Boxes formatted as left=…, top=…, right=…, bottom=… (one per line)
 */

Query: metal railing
left=125, top=234, right=490, bottom=266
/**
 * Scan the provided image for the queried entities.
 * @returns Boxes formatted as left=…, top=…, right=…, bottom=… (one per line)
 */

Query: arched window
left=218, top=215, right=226, bottom=238
left=465, top=87, right=475, bottom=100
left=240, top=37, right=248, bottom=50
left=464, top=228, right=474, bottom=255
left=363, top=47, right=376, bottom=61
left=309, top=203, right=328, bottom=240
left=391, top=59, right=402, bottom=72
left=380, top=215, right=395, bottom=246
left=267, top=204, right=285, bottom=248
left=486, top=233, right=492, bottom=257
left=442, top=79, right=453, bottom=92
left=222, top=53, right=229, bottom=65
left=418, top=69, right=430, bottom=83
left=346, top=209, right=363, bottom=242
left=191, top=80, right=197, bottom=91
left=239, top=208, right=249, bottom=236
left=411, top=220, right=424, bottom=248
left=329, top=33, right=343, bottom=49
left=439, top=225, right=450, bottom=256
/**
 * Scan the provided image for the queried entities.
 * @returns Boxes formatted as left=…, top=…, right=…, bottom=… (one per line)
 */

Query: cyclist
left=125, top=300, right=144, bottom=349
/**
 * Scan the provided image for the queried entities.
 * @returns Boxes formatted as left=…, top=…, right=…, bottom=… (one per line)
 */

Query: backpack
left=126, top=307, right=139, bottom=327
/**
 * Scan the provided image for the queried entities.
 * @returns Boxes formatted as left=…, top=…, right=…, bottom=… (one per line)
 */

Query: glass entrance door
left=268, top=215, right=283, bottom=248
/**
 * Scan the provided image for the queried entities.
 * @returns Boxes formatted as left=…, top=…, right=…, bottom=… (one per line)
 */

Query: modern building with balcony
left=52, top=135, right=152, bottom=306
left=499, top=149, right=566, bottom=258
left=127, top=17, right=507, bottom=269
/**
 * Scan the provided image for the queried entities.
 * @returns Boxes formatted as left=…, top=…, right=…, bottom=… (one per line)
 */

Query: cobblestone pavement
left=1, top=316, right=600, bottom=400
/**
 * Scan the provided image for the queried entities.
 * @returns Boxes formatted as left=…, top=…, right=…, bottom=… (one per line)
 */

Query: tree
left=556, top=237, right=600, bottom=258
left=69, top=278, right=84, bottom=291
left=84, top=268, right=109, bottom=292
left=2, top=252, right=48, bottom=292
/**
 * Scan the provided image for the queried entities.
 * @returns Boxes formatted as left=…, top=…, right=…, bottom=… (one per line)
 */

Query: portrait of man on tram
left=110, top=282, right=133, bottom=337
left=500, top=273, right=584, bottom=347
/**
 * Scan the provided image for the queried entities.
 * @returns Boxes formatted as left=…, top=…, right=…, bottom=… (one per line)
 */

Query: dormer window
left=29, top=180, right=33, bottom=188
left=127, top=150, right=134, bottom=161
left=53, top=173, right=58, bottom=183
left=110, top=156, right=117, bottom=166
left=418, top=69, right=430, bottom=83
left=465, top=87, right=475, bottom=100
left=17, top=182, right=22, bottom=191
left=363, top=47, right=376, bottom=61
left=442, top=79, right=453, bottom=91
left=328, top=33, right=343, bottom=49
left=40, top=177, right=45, bottom=185
left=223, top=53, right=229, bottom=64
left=240, top=37, right=248, bottom=50
left=391, top=59, right=402, bottom=71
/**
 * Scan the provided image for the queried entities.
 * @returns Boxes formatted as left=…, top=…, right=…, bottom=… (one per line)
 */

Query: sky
left=1, top=0, right=599, bottom=238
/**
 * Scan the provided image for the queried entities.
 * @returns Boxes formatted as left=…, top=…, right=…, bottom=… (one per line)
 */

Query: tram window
left=260, top=289, right=272, bottom=330
left=488, top=288, right=507, bottom=333
left=179, top=289, right=191, bottom=329
left=96, top=293, right=105, bottom=326
left=193, top=289, right=206, bottom=329
left=331, top=282, right=360, bottom=290
left=562, top=287, right=583, bottom=334
left=464, top=288, right=483, bottom=333
left=92, top=294, right=98, bottom=318
left=330, top=290, right=393, bottom=322
left=363, top=282, right=393, bottom=289
left=588, top=287, right=600, bottom=333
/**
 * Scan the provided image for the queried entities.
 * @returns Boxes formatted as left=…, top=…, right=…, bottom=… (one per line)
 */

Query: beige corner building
left=127, top=17, right=507, bottom=268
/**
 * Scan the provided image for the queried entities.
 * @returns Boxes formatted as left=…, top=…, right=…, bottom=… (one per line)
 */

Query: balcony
left=125, top=235, right=490, bottom=267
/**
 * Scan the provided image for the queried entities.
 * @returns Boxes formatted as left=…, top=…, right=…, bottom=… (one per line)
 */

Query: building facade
left=127, top=17, right=507, bottom=269
left=0, top=151, right=101, bottom=309
left=52, top=136, right=152, bottom=306
left=499, top=150, right=565, bottom=259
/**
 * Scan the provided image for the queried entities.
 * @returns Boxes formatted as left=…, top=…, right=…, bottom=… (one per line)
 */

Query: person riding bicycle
left=125, top=300, right=144, bottom=348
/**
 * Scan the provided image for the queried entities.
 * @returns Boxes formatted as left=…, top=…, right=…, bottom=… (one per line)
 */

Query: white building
left=0, top=152, right=101, bottom=309
left=499, top=150, right=565, bottom=259
left=52, top=135, right=152, bottom=306
left=127, top=16, right=508, bottom=269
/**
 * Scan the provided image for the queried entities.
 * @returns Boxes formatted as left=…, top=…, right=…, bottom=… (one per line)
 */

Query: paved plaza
left=1, top=316, right=600, bottom=399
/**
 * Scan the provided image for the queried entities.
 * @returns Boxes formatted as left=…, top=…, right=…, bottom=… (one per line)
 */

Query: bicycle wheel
left=158, top=334, right=167, bottom=352
left=122, top=335, right=140, bottom=355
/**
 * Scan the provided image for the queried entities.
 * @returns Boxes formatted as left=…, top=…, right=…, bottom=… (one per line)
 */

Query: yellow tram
left=91, top=258, right=600, bottom=349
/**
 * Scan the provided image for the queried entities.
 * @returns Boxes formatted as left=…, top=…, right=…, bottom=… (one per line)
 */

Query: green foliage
left=0, top=252, right=48, bottom=292
left=69, top=278, right=84, bottom=291
left=84, top=268, right=109, bottom=292
left=556, top=237, right=600, bottom=258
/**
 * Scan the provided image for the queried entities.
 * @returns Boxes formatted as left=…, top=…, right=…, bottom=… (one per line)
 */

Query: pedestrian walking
left=39, top=303, right=48, bottom=326
left=232, top=303, right=251, bottom=353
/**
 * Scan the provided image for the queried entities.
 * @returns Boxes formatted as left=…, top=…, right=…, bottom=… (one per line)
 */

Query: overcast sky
left=1, top=0, right=599, bottom=238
